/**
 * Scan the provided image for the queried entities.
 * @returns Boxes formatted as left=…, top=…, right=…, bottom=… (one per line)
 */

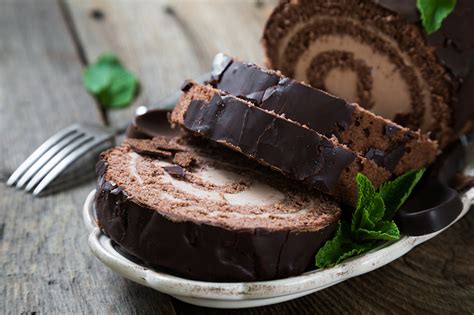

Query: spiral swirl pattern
left=263, top=0, right=452, bottom=143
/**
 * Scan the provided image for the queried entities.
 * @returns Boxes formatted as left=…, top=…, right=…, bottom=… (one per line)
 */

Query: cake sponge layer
left=171, top=82, right=391, bottom=206
left=96, top=136, right=340, bottom=281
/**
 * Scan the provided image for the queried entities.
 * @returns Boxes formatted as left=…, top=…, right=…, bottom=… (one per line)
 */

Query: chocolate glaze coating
left=183, top=94, right=356, bottom=194
left=375, top=0, right=474, bottom=132
left=95, top=160, right=338, bottom=282
left=209, top=56, right=437, bottom=173
left=212, top=58, right=355, bottom=137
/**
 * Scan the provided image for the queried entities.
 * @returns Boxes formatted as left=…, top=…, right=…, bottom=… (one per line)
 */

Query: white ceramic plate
left=83, top=187, right=474, bottom=309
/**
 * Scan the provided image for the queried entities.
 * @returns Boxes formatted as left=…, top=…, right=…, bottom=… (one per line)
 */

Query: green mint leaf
left=82, top=64, right=112, bottom=94
left=352, top=173, right=377, bottom=233
left=359, top=193, right=385, bottom=229
left=316, top=169, right=423, bottom=268
left=357, top=221, right=400, bottom=241
left=333, top=243, right=375, bottom=266
left=82, top=53, right=139, bottom=109
left=355, top=193, right=386, bottom=241
left=375, top=220, right=400, bottom=239
left=96, top=52, right=122, bottom=66
left=379, top=169, right=426, bottom=220
left=100, top=68, right=138, bottom=108
left=417, top=0, right=457, bottom=34
left=315, top=221, right=377, bottom=268
left=315, top=221, right=346, bottom=268
left=353, top=174, right=386, bottom=241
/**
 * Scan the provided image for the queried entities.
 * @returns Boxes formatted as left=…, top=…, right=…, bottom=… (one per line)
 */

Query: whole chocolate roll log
left=262, top=0, right=474, bottom=147
left=171, top=83, right=391, bottom=205
left=210, top=54, right=438, bottom=175
left=95, top=138, right=340, bottom=282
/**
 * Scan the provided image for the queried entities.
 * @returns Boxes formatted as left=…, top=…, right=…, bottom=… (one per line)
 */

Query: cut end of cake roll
left=95, top=137, right=340, bottom=281
left=172, top=82, right=391, bottom=206
left=209, top=54, right=439, bottom=175
left=262, top=0, right=474, bottom=147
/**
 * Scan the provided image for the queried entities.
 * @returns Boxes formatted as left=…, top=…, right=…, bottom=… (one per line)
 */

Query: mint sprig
left=315, top=169, right=425, bottom=268
left=315, top=221, right=377, bottom=268
left=416, top=0, right=457, bottom=34
left=379, top=169, right=426, bottom=220
left=83, top=53, right=139, bottom=109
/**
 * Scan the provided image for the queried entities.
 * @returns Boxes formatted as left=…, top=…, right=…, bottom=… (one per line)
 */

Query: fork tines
left=7, top=124, right=112, bottom=196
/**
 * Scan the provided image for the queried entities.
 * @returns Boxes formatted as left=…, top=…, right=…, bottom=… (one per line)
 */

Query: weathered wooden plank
left=0, top=1, right=175, bottom=314
left=65, top=0, right=276, bottom=128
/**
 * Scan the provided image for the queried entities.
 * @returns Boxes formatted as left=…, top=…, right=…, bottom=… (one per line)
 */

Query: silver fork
left=6, top=123, right=120, bottom=196
left=6, top=72, right=210, bottom=196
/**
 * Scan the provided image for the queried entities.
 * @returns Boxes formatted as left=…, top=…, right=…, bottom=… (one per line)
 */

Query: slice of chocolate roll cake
left=262, top=0, right=474, bottom=146
left=95, top=136, right=340, bottom=282
left=209, top=54, right=438, bottom=175
left=171, top=82, right=391, bottom=205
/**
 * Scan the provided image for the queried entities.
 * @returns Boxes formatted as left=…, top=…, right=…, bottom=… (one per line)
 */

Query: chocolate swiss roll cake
left=209, top=54, right=438, bottom=175
left=171, top=82, right=391, bottom=205
left=95, top=137, right=341, bottom=282
left=262, top=0, right=474, bottom=146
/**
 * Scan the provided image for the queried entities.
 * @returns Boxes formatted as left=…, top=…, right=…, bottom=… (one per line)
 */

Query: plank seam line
left=164, top=5, right=209, bottom=70
left=57, top=0, right=109, bottom=125
left=57, top=0, right=87, bottom=64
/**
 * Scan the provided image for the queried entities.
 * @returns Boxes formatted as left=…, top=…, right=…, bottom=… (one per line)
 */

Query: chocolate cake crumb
left=181, top=80, right=194, bottom=92
left=365, top=148, right=385, bottom=166
left=126, top=138, right=173, bottom=158
left=173, top=151, right=196, bottom=168
left=384, top=125, right=400, bottom=135
left=125, top=136, right=189, bottom=159
left=163, top=165, right=186, bottom=178
left=151, top=136, right=187, bottom=152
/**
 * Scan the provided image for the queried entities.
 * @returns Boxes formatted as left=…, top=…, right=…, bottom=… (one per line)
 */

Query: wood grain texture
left=1, top=0, right=473, bottom=314
left=0, top=1, right=175, bottom=314
left=65, top=0, right=276, bottom=128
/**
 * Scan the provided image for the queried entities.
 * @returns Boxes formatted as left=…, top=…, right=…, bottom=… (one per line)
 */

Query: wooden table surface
left=1, top=1, right=473, bottom=314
